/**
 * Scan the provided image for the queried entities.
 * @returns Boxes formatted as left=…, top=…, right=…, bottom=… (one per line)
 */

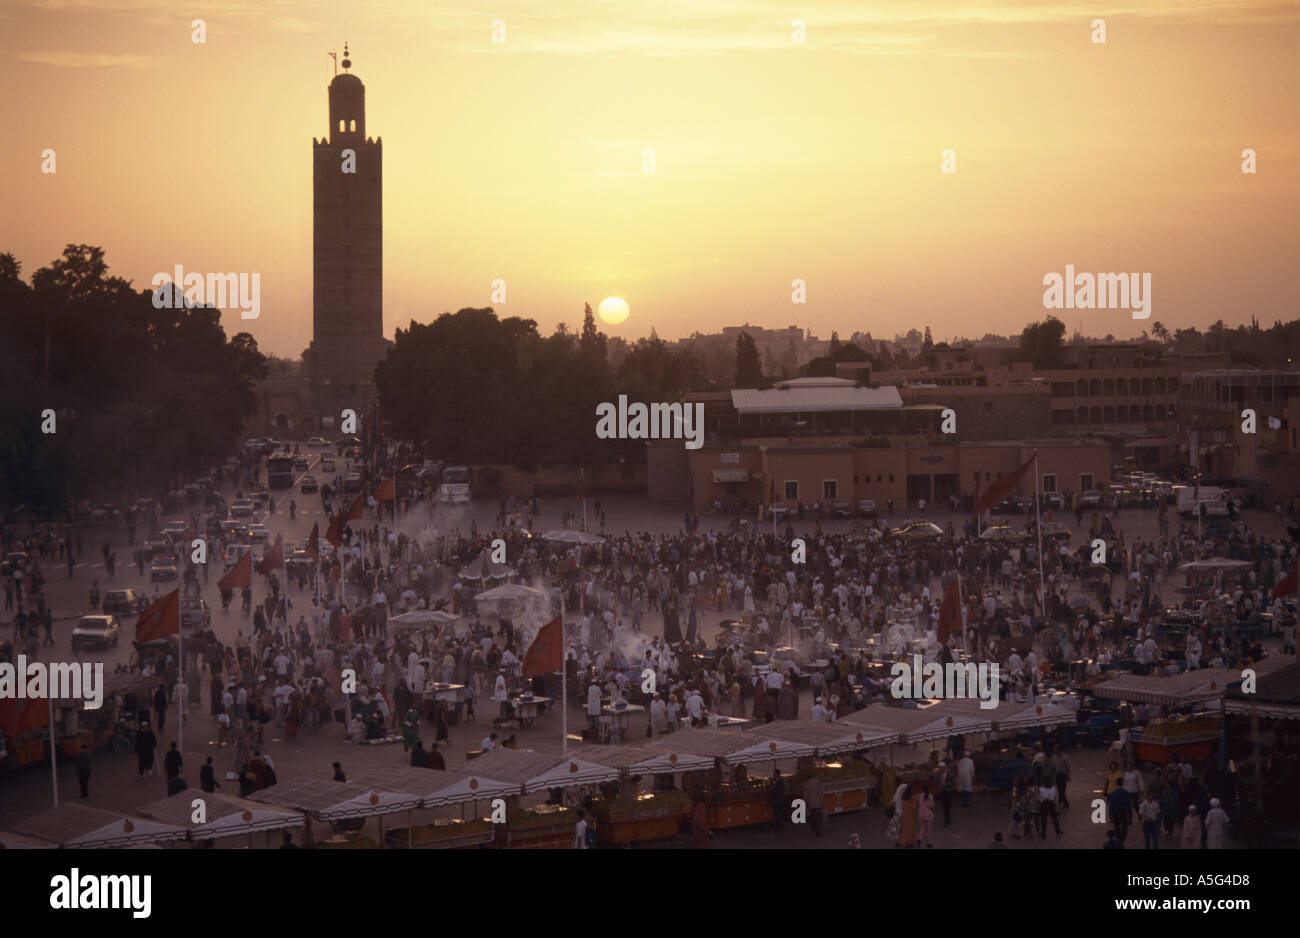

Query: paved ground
left=2, top=473, right=1285, bottom=847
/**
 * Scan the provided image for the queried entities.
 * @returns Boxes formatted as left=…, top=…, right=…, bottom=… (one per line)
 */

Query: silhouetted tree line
left=0, top=245, right=267, bottom=514
left=375, top=304, right=711, bottom=465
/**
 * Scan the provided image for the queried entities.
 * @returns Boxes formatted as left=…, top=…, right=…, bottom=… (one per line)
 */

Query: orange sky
left=3, top=0, right=1297, bottom=358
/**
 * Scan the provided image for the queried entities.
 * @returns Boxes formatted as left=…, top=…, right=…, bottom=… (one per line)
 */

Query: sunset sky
left=3, top=0, right=1297, bottom=358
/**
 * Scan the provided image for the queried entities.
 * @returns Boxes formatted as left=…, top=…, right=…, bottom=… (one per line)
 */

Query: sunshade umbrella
left=541, top=529, right=605, bottom=545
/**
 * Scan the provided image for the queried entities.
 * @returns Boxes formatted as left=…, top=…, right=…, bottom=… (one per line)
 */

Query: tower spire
left=342, top=42, right=351, bottom=72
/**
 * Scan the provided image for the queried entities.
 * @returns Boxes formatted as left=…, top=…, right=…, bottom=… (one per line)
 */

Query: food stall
left=347, top=767, right=520, bottom=849
left=136, top=790, right=303, bottom=848
left=247, top=779, right=423, bottom=849
left=577, top=746, right=695, bottom=843
left=743, top=722, right=897, bottom=814
left=465, top=749, right=620, bottom=848
left=11, top=803, right=187, bottom=849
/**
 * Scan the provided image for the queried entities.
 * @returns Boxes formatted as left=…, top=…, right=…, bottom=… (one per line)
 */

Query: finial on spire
left=342, top=42, right=351, bottom=71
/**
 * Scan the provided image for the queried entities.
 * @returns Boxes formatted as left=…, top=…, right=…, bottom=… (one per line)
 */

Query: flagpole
left=561, top=616, right=567, bottom=756
left=1033, top=451, right=1045, bottom=617
left=49, top=688, right=58, bottom=808
left=178, top=587, right=184, bottom=756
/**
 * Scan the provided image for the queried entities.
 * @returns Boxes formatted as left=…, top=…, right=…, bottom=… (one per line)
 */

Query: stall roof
left=639, top=726, right=809, bottom=766
left=53, top=671, right=166, bottom=709
left=465, top=749, right=620, bottom=792
left=743, top=721, right=896, bottom=756
left=11, top=803, right=187, bottom=849
left=136, top=791, right=302, bottom=841
left=1095, top=656, right=1292, bottom=707
left=351, top=767, right=518, bottom=807
left=1223, top=662, right=1300, bottom=718
left=247, top=779, right=422, bottom=819
left=838, top=705, right=966, bottom=742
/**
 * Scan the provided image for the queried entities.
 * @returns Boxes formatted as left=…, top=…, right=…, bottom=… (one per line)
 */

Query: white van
left=1176, top=486, right=1229, bottom=518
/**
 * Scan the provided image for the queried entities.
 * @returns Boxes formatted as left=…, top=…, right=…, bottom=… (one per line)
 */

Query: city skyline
left=5, top=0, right=1298, bottom=360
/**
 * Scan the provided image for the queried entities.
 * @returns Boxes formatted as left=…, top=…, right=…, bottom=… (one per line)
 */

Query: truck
left=1175, top=485, right=1229, bottom=519
left=438, top=466, right=471, bottom=503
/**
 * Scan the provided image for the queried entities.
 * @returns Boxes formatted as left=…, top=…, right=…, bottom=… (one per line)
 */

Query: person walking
left=1139, top=790, right=1161, bottom=849
left=917, top=783, right=936, bottom=847
left=1037, top=779, right=1062, bottom=837
left=75, top=744, right=92, bottom=797
left=153, top=685, right=168, bottom=733
left=938, top=762, right=955, bottom=826
left=135, top=720, right=158, bottom=777
left=957, top=750, right=975, bottom=807
left=1204, top=798, right=1229, bottom=849
left=1052, top=746, right=1071, bottom=808
left=691, top=798, right=711, bottom=848
left=1180, top=805, right=1203, bottom=849
left=803, top=773, right=825, bottom=837
left=200, top=756, right=220, bottom=793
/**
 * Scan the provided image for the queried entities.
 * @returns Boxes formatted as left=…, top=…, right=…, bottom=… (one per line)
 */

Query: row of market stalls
left=0, top=695, right=1083, bottom=849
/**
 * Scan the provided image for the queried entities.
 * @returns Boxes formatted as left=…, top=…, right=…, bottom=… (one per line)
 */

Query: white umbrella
left=474, top=583, right=547, bottom=603
left=457, top=550, right=513, bottom=581
left=541, top=529, right=604, bottom=545
left=389, top=609, right=460, bottom=629
left=1179, top=558, right=1252, bottom=573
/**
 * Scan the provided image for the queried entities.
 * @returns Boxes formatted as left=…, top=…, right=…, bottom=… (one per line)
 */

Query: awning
left=743, top=721, right=896, bottom=756
left=462, top=749, right=621, bottom=793
left=352, top=768, right=519, bottom=807
left=136, top=791, right=303, bottom=841
left=247, top=780, right=423, bottom=819
left=711, top=469, right=750, bottom=483
left=12, top=804, right=187, bottom=849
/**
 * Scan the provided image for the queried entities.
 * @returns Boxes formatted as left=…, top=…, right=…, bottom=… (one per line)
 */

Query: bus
left=267, top=453, right=295, bottom=489
left=439, top=466, right=471, bottom=503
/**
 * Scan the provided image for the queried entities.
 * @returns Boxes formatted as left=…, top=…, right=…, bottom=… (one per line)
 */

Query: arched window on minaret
left=350, top=120, right=356, bottom=131
left=339, top=120, right=345, bottom=132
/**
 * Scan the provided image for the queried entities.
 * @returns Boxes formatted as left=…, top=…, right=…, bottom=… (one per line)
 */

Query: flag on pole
left=256, top=533, right=284, bottom=576
left=522, top=616, right=564, bottom=676
left=326, top=495, right=364, bottom=548
left=306, top=522, right=320, bottom=561
left=136, top=587, right=181, bottom=642
left=217, top=550, right=252, bottom=592
left=1271, top=556, right=1298, bottom=599
left=937, top=578, right=962, bottom=645
left=971, top=452, right=1037, bottom=517
left=374, top=478, right=396, bottom=502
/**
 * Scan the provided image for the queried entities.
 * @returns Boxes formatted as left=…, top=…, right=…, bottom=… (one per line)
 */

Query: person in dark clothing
left=279, top=831, right=298, bottom=849
left=427, top=743, right=446, bottom=771
left=153, top=686, right=168, bottom=732
left=135, top=721, right=158, bottom=777
left=199, top=756, right=219, bottom=792
left=238, top=769, right=255, bottom=797
left=1108, top=785, right=1134, bottom=843
left=75, top=744, right=92, bottom=797
left=769, top=770, right=789, bottom=830
left=163, top=741, right=183, bottom=778
left=166, top=773, right=188, bottom=796
left=410, top=740, right=429, bottom=767
left=332, top=761, right=347, bottom=782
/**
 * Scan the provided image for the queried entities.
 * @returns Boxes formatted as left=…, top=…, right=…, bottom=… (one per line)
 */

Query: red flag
left=218, top=550, right=252, bottom=592
left=136, top=587, right=181, bottom=642
left=972, top=452, right=1037, bottom=517
left=326, top=495, right=364, bottom=548
left=307, top=522, right=320, bottom=561
left=522, top=616, right=564, bottom=676
left=1272, top=557, right=1298, bottom=599
left=256, top=534, right=284, bottom=576
left=937, top=579, right=962, bottom=645
left=374, top=478, right=395, bottom=502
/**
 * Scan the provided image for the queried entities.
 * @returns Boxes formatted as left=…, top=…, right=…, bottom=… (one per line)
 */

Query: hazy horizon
left=4, top=0, right=1297, bottom=359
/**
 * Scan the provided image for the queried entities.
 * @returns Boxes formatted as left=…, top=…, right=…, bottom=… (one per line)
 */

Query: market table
left=601, top=704, right=645, bottom=744
left=426, top=682, right=467, bottom=703
left=509, top=695, right=549, bottom=726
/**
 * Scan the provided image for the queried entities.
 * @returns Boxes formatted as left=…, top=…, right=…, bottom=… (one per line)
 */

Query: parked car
left=247, top=523, right=270, bottom=543
left=1040, top=521, right=1072, bottom=542
left=320, top=457, right=336, bottom=473
left=72, top=614, right=121, bottom=651
left=293, top=456, right=309, bottom=471
left=230, top=499, right=255, bottom=518
left=856, top=500, right=878, bottom=519
left=767, top=503, right=789, bottom=520
left=102, top=588, right=146, bottom=616
left=979, top=525, right=1029, bottom=545
left=300, top=475, right=319, bottom=494
left=829, top=500, right=853, bottom=518
left=1043, top=493, right=1066, bottom=510
left=248, top=486, right=270, bottom=506
left=1080, top=490, right=1103, bottom=508
left=343, top=472, right=363, bottom=494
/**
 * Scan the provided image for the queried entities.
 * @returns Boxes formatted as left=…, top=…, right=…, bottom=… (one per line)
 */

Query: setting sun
left=598, top=296, right=630, bottom=325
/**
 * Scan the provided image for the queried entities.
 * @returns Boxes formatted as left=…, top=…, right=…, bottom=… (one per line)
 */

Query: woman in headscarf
left=401, top=702, right=421, bottom=752
left=1180, top=805, right=1203, bottom=849
left=916, top=782, right=935, bottom=848
left=899, top=782, right=918, bottom=848
left=1204, top=798, right=1230, bottom=849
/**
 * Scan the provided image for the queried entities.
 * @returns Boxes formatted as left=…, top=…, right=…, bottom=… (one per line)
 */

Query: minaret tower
left=308, top=43, right=386, bottom=410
